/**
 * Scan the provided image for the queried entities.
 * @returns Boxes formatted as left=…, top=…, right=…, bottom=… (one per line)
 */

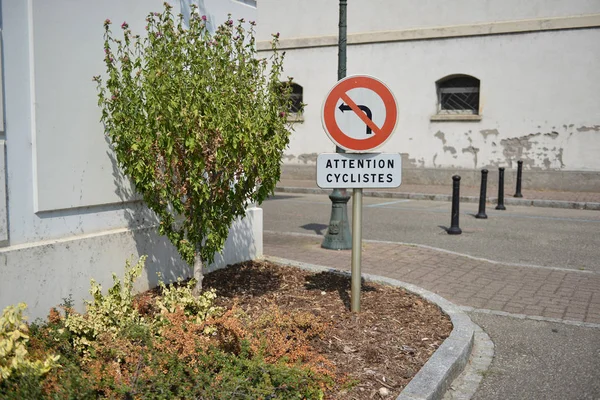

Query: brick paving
left=264, top=232, right=600, bottom=325
left=278, top=179, right=600, bottom=204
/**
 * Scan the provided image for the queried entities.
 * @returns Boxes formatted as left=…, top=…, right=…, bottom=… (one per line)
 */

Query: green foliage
left=1, top=258, right=332, bottom=399
left=94, top=3, right=295, bottom=271
left=155, top=276, right=221, bottom=323
left=0, top=303, right=59, bottom=383
left=63, top=256, right=148, bottom=355
left=90, top=342, right=326, bottom=400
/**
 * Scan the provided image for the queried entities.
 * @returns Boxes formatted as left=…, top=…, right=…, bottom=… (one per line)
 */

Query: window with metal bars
left=436, top=75, right=480, bottom=115
left=288, top=83, right=303, bottom=114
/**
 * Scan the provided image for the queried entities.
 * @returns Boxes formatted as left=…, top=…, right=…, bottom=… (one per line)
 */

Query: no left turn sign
left=322, top=75, right=398, bottom=152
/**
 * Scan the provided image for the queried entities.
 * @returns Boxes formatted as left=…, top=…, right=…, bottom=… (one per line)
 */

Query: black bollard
left=514, top=160, right=523, bottom=198
left=448, top=175, right=462, bottom=235
left=496, top=167, right=506, bottom=210
left=475, top=169, right=488, bottom=219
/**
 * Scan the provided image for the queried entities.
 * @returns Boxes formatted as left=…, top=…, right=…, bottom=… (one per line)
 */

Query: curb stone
left=274, top=186, right=599, bottom=210
left=263, top=256, right=482, bottom=400
left=442, top=324, right=494, bottom=400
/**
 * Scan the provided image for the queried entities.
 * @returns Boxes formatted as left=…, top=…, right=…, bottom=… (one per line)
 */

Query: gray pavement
left=261, top=187, right=600, bottom=399
left=265, top=193, right=600, bottom=272
left=469, top=313, right=600, bottom=400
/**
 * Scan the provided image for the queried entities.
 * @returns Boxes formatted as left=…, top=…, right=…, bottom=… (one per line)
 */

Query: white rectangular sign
left=316, top=153, right=402, bottom=189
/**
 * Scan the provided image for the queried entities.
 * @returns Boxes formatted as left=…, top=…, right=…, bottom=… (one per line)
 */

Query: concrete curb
left=442, top=324, right=494, bottom=400
left=275, top=186, right=600, bottom=211
left=263, top=255, right=479, bottom=400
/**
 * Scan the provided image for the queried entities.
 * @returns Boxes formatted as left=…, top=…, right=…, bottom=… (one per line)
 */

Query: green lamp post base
left=321, top=188, right=352, bottom=250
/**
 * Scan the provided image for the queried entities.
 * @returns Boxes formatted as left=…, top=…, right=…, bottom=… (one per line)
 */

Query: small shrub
left=63, top=256, right=149, bottom=355
left=155, top=276, right=221, bottom=324
left=1, top=259, right=336, bottom=399
left=0, top=303, right=59, bottom=382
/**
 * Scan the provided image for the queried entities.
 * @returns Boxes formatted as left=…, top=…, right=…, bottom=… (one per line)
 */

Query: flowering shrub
left=0, top=304, right=59, bottom=382
left=94, top=3, right=296, bottom=293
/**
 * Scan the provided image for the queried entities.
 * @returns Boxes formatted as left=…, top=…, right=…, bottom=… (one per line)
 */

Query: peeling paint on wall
left=434, top=131, right=446, bottom=145
left=298, top=153, right=318, bottom=164
left=556, top=148, right=565, bottom=168
left=577, top=125, right=600, bottom=132
left=480, top=129, right=499, bottom=139
left=443, top=146, right=457, bottom=154
left=498, top=129, right=569, bottom=169
left=462, top=146, right=479, bottom=168
left=406, top=157, right=419, bottom=167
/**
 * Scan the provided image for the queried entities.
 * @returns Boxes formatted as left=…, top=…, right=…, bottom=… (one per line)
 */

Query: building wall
left=257, top=1, right=600, bottom=190
left=0, top=0, right=261, bottom=319
left=257, top=0, right=600, bottom=41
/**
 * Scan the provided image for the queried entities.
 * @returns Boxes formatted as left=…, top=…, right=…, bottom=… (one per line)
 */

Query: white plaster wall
left=257, top=0, right=600, bottom=41
left=270, top=28, right=600, bottom=171
left=31, top=0, right=255, bottom=213
left=2, top=0, right=257, bottom=244
left=0, top=207, right=263, bottom=321
left=0, top=0, right=262, bottom=318
left=0, top=141, right=7, bottom=244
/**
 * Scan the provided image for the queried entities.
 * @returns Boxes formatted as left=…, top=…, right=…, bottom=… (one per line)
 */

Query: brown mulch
left=203, top=260, right=453, bottom=400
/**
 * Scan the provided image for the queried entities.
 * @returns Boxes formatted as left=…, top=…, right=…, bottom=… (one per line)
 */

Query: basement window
left=283, top=82, right=304, bottom=123
left=431, top=75, right=481, bottom=121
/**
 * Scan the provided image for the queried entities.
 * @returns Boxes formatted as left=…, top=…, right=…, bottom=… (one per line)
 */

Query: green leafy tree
left=94, top=3, right=295, bottom=294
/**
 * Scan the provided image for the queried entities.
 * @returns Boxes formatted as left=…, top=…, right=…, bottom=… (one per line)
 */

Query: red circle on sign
left=322, top=75, right=398, bottom=152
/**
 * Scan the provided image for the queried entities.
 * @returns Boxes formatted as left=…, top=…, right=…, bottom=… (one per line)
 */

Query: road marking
left=263, top=230, right=599, bottom=275
left=461, top=306, right=600, bottom=329
left=365, top=199, right=411, bottom=208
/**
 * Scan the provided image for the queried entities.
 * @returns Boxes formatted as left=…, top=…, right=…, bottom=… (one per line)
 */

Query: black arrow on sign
left=339, top=103, right=373, bottom=135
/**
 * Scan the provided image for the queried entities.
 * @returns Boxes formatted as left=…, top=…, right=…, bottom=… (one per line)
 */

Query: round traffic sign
left=322, top=75, right=398, bottom=152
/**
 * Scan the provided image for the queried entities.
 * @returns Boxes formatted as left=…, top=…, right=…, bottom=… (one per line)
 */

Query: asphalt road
left=262, top=193, right=600, bottom=272
left=469, top=313, right=600, bottom=400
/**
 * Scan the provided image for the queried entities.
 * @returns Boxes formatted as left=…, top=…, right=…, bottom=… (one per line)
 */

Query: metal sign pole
left=323, top=0, right=352, bottom=251
left=351, top=187, right=362, bottom=312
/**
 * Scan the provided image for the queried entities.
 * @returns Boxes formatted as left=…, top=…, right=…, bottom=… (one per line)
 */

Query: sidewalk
left=276, top=179, right=600, bottom=210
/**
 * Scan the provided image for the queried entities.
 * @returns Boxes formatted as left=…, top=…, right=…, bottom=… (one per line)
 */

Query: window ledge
left=430, top=114, right=482, bottom=122
left=287, top=114, right=304, bottom=123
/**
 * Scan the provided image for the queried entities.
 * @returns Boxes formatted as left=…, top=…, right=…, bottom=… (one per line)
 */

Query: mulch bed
left=203, top=260, right=453, bottom=399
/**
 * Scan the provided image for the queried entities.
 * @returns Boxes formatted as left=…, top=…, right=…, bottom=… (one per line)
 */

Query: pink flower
left=201, top=15, right=207, bottom=21
left=104, top=19, right=111, bottom=26
left=279, top=111, right=286, bottom=118
left=121, top=21, right=128, bottom=29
